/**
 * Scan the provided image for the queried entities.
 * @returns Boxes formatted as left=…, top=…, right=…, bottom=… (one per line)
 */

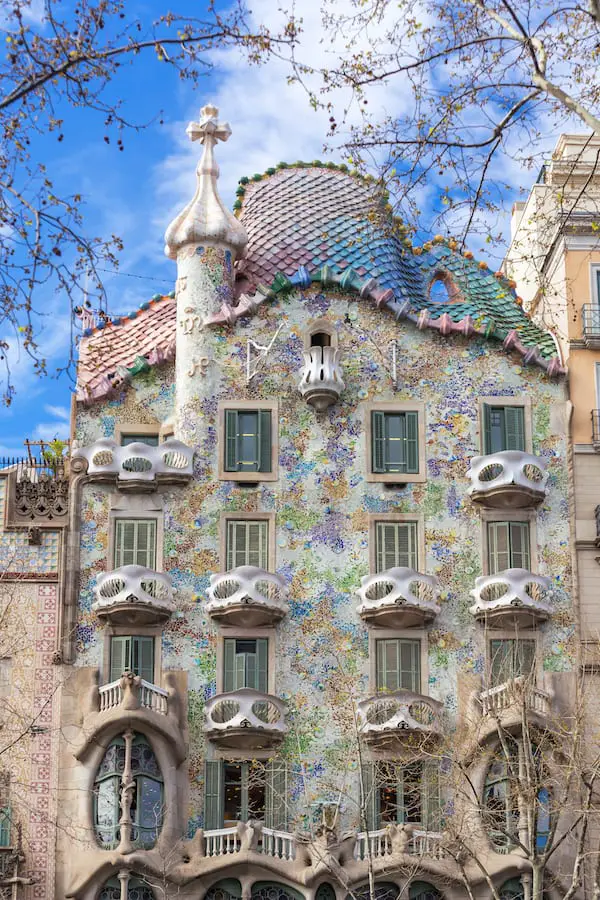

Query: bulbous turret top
left=164, top=103, right=248, bottom=260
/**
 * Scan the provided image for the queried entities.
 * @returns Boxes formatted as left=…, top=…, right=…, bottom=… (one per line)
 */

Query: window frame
left=216, top=627, right=276, bottom=698
left=364, top=402, right=426, bottom=483
left=478, top=396, right=533, bottom=455
left=488, top=636, right=538, bottom=687
left=220, top=512, right=276, bottom=573
left=102, top=625, right=160, bottom=686
left=112, top=517, right=158, bottom=570
left=369, top=514, right=424, bottom=574
left=218, top=400, right=278, bottom=482
left=114, top=422, right=160, bottom=446
left=369, top=627, right=429, bottom=695
left=481, top=509, right=537, bottom=575
left=591, top=263, right=600, bottom=306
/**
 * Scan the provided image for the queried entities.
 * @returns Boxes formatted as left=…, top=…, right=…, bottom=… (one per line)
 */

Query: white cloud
left=32, top=421, right=70, bottom=442
left=44, top=404, right=70, bottom=421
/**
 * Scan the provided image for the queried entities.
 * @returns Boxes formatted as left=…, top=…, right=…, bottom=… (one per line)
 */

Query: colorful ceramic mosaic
left=0, top=480, right=60, bottom=576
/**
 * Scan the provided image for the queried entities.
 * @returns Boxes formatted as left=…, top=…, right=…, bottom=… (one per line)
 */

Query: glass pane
left=385, top=413, right=406, bottom=471
left=489, top=408, right=505, bottom=453
left=238, top=412, right=258, bottom=471
left=247, top=762, right=266, bottom=820
left=137, top=776, right=163, bottom=832
left=121, top=434, right=159, bottom=446
left=224, top=764, right=243, bottom=822
left=96, top=777, right=119, bottom=846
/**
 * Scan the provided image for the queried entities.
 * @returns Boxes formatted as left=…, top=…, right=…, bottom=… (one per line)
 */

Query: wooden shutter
left=490, top=639, right=512, bottom=685
left=0, top=808, right=10, bottom=848
left=223, top=639, right=236, bottom=692
left=488, top=521, right=511, bottom=573
left=372, top=411, right=386, bottom=473
left=422, top=761, right=442, bottom=831
left=509, top=522, right=530, bottom=569
left=258, top=410, right=272, bottom=473
left=400, top=639, right=421, bottom=692
left=226, top=521, right=268, bottom=570
left=204, top=761, right=224, bottom=830
left=504, top=407, right=525, bottom=451
left=516, top=639, right=536, bottom=678
left=405, top=411, right=419, bottom=473
left=114, top=520, right=136, bottom=567
left=376, top=522, right=417, bottom=571
left=225, top=410, right=239, bottom=471
left=483, top=403, right=493, bottom=454
left=136, top=520, right=156, bottom=568
left=265, top=760, right=288, bottom=830
left=110, top=636, right=129, bottom=682
left=256, top=639, right=268, bottom=693
left=377, top=639, right=397, bottom=691
left=134, top=637, right=155, bottom=683
left=248, top=521, right=268, bottom=568
left=360, top=762, right=377, bottom=832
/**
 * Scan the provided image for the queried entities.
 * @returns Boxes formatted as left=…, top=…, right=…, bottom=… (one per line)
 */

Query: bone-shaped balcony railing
left=205, top=688, right=287, bottom=748
left=206, top=566, right=289, bottom=626
left=72, top=438, right=193, bottom=483
left=479, top=677, right=552, bottom=718
left=357, top=567, right=441, bottom=627
left=358, top=691, right=443, bottom=744
left=93, top=565, right=175, bottom=623
left=467, top=450, right=548, bottom=505
left=298, top=346, right=345, bottom=410
left=470, top=568, right=552, bottom=624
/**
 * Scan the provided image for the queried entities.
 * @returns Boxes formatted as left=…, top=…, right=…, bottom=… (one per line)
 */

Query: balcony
left=205, top=688, right=287, bottom=750
left=479, top=677, right=552, bottom=725
left=71, top=438, right=193, bottom=489
left=470, top=568, right=552, bottom=629
left=357, top=567, right=441, bottom=629
left=93, top=565, right=175, bottom=625
left=582, top=305, right=600, bottom=348
left=467, top=450, right=548, bottom=508
left=206, top=566, right=289, bottom=627
left=204, top=825, right=296, bottom=860
left=354, top=827, right=445, bottom=861
left=593, top=412, right=600, bottom=450
left=298, top=346, right=345, bottom=410
left=99, top=675, right=169, bottom=715
left=357, top=691, right=443, bottom=750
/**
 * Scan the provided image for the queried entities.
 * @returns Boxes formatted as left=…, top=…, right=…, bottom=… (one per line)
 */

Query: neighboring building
left=0, top=446, right=69, bottom=898
left=54, top=107, right=576, bottom=900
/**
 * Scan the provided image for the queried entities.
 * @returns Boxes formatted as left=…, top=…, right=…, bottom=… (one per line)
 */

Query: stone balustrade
left=479, top=677, right=552, bottom=718
left=358, top=691, right=443, bottom=749
left=72, top=438, right=193, bottom=487
left=467, top=450, right=548, bottom=508
left=93, top=565, right=175, bottom=625
left=357, top=567, right=441, bottom=628
left=98, top=674, right=169, bottom=715
left=205, top=688, right=287, bottom=750
left=298, top=346, right=345, bottom=410
left=470, top=568, right=553, bottom=628
left=354, top=827, right=445, bottom=860
left=206, top=566, right=289, bottom=627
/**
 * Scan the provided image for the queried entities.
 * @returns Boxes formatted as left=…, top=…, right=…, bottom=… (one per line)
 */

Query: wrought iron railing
left=582, top=304, right=600, bottom=337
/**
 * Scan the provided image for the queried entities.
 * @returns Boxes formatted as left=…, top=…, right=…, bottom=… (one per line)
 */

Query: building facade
left=43, top=109, right=583, bottom=899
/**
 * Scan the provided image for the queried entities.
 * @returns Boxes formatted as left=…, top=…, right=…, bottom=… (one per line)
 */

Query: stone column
left=164, top=104, right=247, bottom=448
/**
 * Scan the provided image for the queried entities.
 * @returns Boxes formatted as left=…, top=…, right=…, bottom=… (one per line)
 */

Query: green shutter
left=204, top=761, right=224, bottom=830
left=372, top=411, right=386, bottom=473
left=405, top=411, right=419, bottom=474
left=114, top=519, right=156, bottom=568
left=360, top=763, right=377, bottom=832
left=258, top=410, right=272, bottom=473
left=488, top=521, right=511, bottom=573
left=490, top=639, right=512, bottom=685
left=110, top=636, right=129, bottom=682
left=376, top=522, right=418, bottom=571
left=504, top=407, right=525, bottom=451
left=256, top=639, right=268, bottom=693
left=0, top=808, right=10, bottom=848
left=516, top=639, right=536, bottom=678
left=225, top=410, right=239, bottom=471
left=509, top=522, right=530, bottom=569
left=135, top=637, right=155, bottom=683
left=136, top=520, right=156, bottom=568
left=483, top=403, right=493, bottom=454
left=114, top=520, right=135, bottom=567
left=265, top=760, right=288, bottom=830
left=224, top=639, right=236, bottom=693
left=422, top=761, right=442, bottom=831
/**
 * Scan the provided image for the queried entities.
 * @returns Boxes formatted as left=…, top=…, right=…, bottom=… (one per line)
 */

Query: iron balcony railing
left=582, top=305, right=600, bottom=338
left=592, top=410, right=600, bottom=444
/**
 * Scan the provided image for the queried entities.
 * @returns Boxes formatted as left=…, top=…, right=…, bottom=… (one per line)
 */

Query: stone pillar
left=164, top=104, right=247, bottom=448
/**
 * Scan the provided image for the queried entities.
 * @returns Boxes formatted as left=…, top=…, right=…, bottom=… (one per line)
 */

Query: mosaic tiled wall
left=75, top=291, right=572, bottom=835
left=0, top=480, right=60, bottom=576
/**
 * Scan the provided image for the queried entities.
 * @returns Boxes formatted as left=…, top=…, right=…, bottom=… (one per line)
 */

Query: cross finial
left=186, top=104, right=232, bottom=147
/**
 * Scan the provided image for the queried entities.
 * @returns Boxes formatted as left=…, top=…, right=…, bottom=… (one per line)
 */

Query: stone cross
left=186, top=104, right=232, bottom=146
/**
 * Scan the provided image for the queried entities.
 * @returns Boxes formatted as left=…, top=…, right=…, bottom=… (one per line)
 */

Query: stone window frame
left=478, top=395, right=533, bottom=455
left=303, top=317, right=339, bottom=350
left=114, top=422, right=161, bottom=446
left=218, top=399, right=279, bottom=483
left=368, top=626, right=430, bottom=695
left=368, top=513, right=425, bottom=574
left=108, top=494, right=164, bottom=573
left=219, top=511, right=276, bottom=573
left=101, top=624, right=163, bottom=687
left=480, top=508, right=538, bottom=576
left=363, top=401, right=427, bottom=484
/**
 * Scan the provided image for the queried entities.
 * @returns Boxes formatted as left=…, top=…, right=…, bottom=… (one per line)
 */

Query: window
left=310, top=331, right=331, bottom=347
left=0, top=659, right=11, bottom=700
left=110, top=636, right=154, bottom=683
left=0, top=772, right=10, bottom=848
left=252, top=884, right=304, bottom=900
left=94, top=733, right=163, bottom=850
left=223, top=638, right=268, bottom=693
left=378, top=761, right=423, bottom=824
left=483, top=404, right=526, bottom=454
left=114, top=519, right=156, bottom=569
left=204, top=760, right=287, bottom=830
left=224, top=409, right=272, bottom=474
left=487, top=521, right=530, bottom=573
left=409, top=884, right=444, bottom=900
left=483, top=749, right=520, bottom=849
left=120, top=434, right=159, bottom=446
left=99, top=877, right=155, bottom=900
left=376, top=638, right=421, bottom=692
left=375, top=521, right=418, bottom=572
left=226, top=519, right=268, bottom=570
left=490, top=639, right=536, bottom=686
left=372, top=411, right=419, bottom=475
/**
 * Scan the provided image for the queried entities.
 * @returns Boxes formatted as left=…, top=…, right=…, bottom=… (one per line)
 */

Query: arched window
left=94, top=733, right=163, bottom=850
left=409, top=883, right=444, bottom=900
left=316, top=885, right=336, bottom=900
left=345, top=884, right=399, bottom=900
left=251, top=883, right=304, bottom=900
left=499, top=878, right=523, bottom=900
left=310, top=331, right=331, bottom=348
left=483, top=753, right=520, bottom=850
left=206, top=879, right=243, bottom=900
left=99, top=876, right=154, bottom=899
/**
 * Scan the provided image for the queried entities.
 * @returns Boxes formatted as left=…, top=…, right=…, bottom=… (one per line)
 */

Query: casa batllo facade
left=41, top=107, right=578, bottom=900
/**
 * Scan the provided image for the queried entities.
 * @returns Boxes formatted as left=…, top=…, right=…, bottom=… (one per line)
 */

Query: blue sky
left=0, top=0, right=566, bottom=455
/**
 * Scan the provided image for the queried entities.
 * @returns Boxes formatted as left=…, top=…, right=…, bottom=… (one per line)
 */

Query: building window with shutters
left=376, top=638, right=421, bottom=693
left=219, top=401, right=278, bottom=482
left=113, top=518, right=157, bottom=569
left=225, top=519, right=269, bottom=571
left=109, top=635, right=155, bottom=684
left=366, top=403, right=426, bottom=483
left=0, top=772, right=10, bottom=848
left=482, top=404, right=526, bottom=454
left=204, top=760, right=288, bottom=830
left=373, top=520, right=419, bottom=572
left=486, top=521, right=531, bottom=573
left=489, top=639, right=537, bottom=687
left=362, top=761, right=441, bottom=832
left=223, top=638, right=268, bottom=693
